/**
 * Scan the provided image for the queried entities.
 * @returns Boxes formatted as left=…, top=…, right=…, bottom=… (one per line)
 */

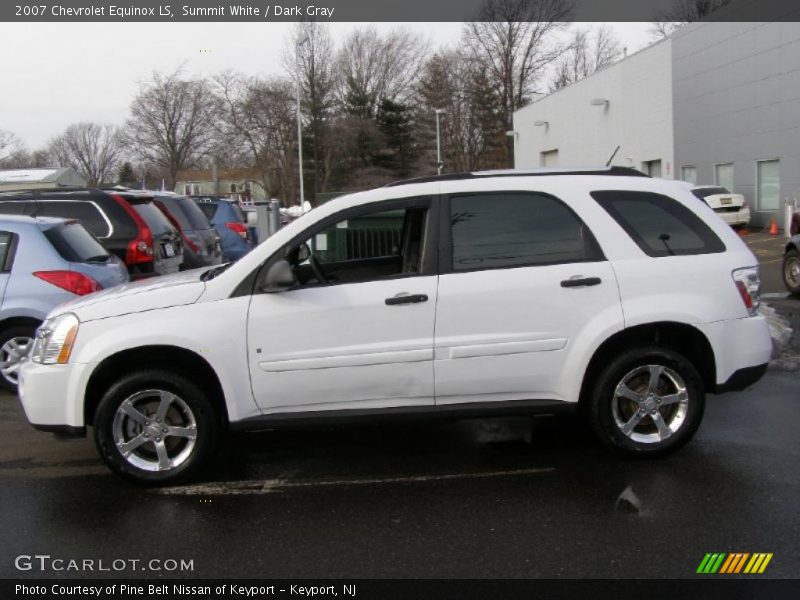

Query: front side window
left=449, top=192, right=601, bottom=271
left=286, top=202, right=429, bottom=287
left=592, top=190, right=725, bottom=257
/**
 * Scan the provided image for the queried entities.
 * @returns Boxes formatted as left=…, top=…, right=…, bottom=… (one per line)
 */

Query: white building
left=0, top=167, right=85, bottom=192
left=513, top=39, right=674, bottom=178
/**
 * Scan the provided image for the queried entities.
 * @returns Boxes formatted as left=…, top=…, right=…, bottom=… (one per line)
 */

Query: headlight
left=31, top=313, right=80, bottom=364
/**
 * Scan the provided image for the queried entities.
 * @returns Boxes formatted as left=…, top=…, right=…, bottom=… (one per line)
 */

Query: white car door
left=433, top=189, right=623, bottom=405
left=247, top=197, right=438, bottom=414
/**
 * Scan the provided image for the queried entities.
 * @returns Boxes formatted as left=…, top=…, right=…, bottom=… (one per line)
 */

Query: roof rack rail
left=0, top=186, right=103, bottom=197
left=384, top=166, right=648, bottom=187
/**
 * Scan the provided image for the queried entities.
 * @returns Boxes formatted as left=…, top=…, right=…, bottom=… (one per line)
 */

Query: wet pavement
left=1, top=369, right=798, bottom=579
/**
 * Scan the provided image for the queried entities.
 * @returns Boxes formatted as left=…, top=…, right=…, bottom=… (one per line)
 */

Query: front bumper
left=18, top=360, right=91, bottom=435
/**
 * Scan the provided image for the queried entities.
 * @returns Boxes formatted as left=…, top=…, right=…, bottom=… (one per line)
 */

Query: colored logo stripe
left=697, top=553, right=773, bottom=574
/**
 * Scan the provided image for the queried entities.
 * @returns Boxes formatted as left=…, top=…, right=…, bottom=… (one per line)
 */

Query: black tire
left=0, top=324, right=37, bottom=393
left=783, top=248, right=800, bottom=295
left=94, top=369, right=220, bottom=485
left=588, top=346, right=705, bottom=457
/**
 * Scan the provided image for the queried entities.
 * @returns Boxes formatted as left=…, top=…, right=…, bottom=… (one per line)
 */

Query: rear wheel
left=588, top=347, right=705, bottom=456
left=94, top=370, right=219, bottom=485
left=0, top=325, right=37, bottom=393
left=783, top=248, right=800, bottom=295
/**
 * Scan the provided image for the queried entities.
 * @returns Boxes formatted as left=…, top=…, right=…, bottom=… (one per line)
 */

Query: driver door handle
left=560, top=276, right=602, bottom=288
left=385, top=294, right=428, bottom=306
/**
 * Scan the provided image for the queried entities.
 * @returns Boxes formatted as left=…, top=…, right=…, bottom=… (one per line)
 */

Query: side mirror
left=259, top=259, right=295, bottom=293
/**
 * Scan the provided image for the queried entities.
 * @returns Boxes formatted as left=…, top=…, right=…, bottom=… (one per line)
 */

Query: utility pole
left=296, top=37, right=310, bottom=207
left=434, top=108, right=446, bottom=175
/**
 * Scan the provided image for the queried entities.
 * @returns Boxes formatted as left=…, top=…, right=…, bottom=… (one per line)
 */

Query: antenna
left=606, top=145, right=621, bottom=166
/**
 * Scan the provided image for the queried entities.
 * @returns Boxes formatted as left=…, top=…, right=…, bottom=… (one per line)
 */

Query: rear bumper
left=696, top=314, right=772, bottom=388
left=715, top=207, right=751, bottom=226
left=715, top=363, right=769, bottom=394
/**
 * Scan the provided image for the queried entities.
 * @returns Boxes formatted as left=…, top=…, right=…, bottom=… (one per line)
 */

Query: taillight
left=34, top=271, right=102, bottom=296
left=110, top=194, right=154, bottom=265
left=732, top=267, right=760, bottom=316
left=226, top=222, right=248, bottom=239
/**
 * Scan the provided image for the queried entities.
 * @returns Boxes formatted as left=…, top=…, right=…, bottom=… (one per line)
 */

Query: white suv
left=18, top=167, right=773, bottom=485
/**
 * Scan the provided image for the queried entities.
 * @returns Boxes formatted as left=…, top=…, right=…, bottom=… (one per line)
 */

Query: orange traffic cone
left=769, top=218, right=779, bottom=235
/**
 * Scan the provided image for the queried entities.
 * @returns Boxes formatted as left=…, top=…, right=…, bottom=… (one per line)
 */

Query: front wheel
left=588, top=347, right=705, bottom=456
left=783, top=248, right=800, bottom=295
left=94, top=370, right=219, bottom=485
left=0, top=325, right=37, bottom=393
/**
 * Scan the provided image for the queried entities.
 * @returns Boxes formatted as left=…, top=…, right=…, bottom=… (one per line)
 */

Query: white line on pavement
left=155, top=467, right=556, bottom=496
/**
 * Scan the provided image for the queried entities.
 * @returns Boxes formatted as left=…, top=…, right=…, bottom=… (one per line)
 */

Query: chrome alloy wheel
left=0, top=336, right=33, bottom=386
left=611, top=365, right=690, bottom=444
left=785, top=254, right=800, bottom=289
left=112, top=390, right=198, bottom=472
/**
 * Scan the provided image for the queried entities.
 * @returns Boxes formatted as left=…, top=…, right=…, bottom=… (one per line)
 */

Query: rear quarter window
left=44, top=222, right=109, bottom=263
left=591, top=190, right=725, bottom=257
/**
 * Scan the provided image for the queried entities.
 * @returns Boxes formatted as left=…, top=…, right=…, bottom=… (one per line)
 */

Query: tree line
left=1, top=0, right=640, bottom=204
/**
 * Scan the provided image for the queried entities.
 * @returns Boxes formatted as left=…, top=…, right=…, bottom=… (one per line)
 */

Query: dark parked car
left=191, top=196, right=253, bottom=262
left=0, top=189, right=183, bottom=279
left=151, top=194, right=222, bottom=270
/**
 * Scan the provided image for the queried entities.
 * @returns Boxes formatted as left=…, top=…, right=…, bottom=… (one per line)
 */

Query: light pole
left=434, top=108, right=446, bottom=175
left=296, top=37, right=310, bottom=208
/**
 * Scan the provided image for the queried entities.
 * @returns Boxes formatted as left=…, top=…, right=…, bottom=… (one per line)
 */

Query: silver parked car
left=0, top=216, right=129, bottom=391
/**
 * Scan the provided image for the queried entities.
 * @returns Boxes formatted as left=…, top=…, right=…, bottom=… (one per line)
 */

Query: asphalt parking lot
left=1, top=367, right=798, bottom=579
left=0, top=229, right=796, bottom=581
left=742, top=230, right=790, bottom=295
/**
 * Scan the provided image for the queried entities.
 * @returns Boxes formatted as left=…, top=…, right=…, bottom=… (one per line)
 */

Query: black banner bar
left=5, top=579, right=800, bottom=600
left=2, top=0, right=800, bottom=23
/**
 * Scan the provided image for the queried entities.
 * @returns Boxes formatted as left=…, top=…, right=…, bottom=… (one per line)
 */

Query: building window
left=540, top=149, right=559, bottom=167
left=756, top=160, right=780, bottom=211
left=192, top=184, right=201, bottom=195
left=642, top=160, right=662, bottom=178
left=183, top=185, right=191, bottom=195
left=715, top=163, right=734, bottom=191
left=230, top=183, right=237, bottom=193
left=681, top=166, right=697, bottom=185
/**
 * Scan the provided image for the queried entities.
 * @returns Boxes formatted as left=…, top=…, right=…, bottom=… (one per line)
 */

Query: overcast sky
left=0, top=22, right=653, bottom=149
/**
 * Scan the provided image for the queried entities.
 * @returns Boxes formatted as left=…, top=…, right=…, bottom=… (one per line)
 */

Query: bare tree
left=48, top=122, right=122, bottom=186
left=215, top=73, right=299, bottom=203
left=336, top=26, right=430, bottom=117
left=550, top=26, right=623, bottom=91
left=0, top=130, right=24, bottom=166
left=651, top=0, right=732, bottom=39
left=415, top=48, right=505, bottom=174
left=122, top=69, right=219, bottom=187
left=284, top=22, right=338, bottom=194
left=464, top=0, right=572, bottom=165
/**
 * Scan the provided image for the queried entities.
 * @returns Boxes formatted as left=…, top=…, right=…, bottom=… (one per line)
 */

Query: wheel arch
left=579, top=322, right=716, bottom=406
left=0, top=316, right=42, bottom=334
left=84, top=345, right=229, bottom=427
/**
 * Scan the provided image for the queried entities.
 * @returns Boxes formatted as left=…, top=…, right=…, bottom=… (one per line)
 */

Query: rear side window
left=35, top=201, right=110, bottom=238
left=591, top=191, right=725, bottom=257
left=131, top=202, right=176, bottom=237
left=44, top=222, right=109, bottom=263
left=449, top=192, right=602, bottom=271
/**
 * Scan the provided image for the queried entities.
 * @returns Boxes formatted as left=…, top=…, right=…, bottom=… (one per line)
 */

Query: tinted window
left=156, top=199, right=192, bottom=230
left=131, top=202, right=176, bottom=237
left=195, top=202, right=218, bottom=221
left=0, top=232, right=13, bottom=270
left=44, top=222, right=110, bottom=263
left=591, top=190, right=725, bottom=257
left=449, top=192, right=598, bottom=271
left=0, top=201, right=30, bottom=215
left=172, top=197, right=211, bottom=230
left=35, top=201, right=110, bottom=238
left=692, top=187, right=730, bottom=200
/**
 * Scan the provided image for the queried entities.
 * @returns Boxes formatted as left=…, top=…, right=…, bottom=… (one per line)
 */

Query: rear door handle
left=560, top=277, right=602, bottom=288
left=385, top=294, right=428, bottom=305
